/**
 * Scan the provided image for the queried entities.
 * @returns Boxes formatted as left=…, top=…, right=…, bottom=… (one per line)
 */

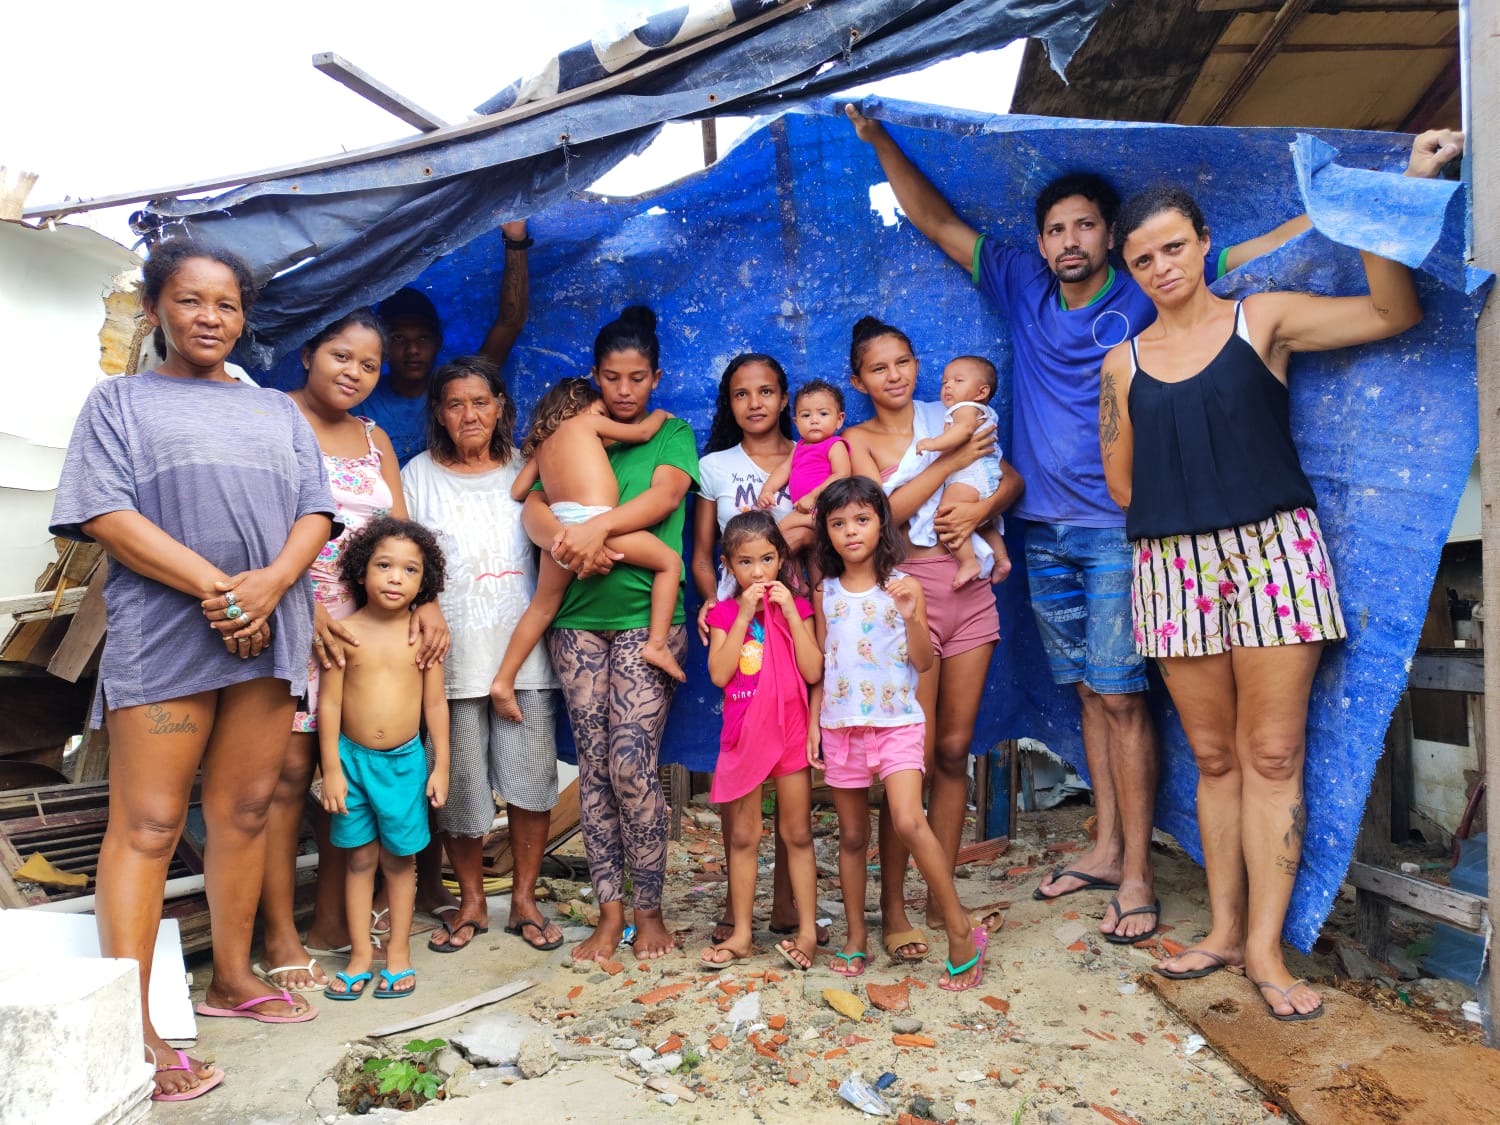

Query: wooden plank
left=1144, top=971, right=1500, bottom=1124
left=1470, top=0, right=1500, bottom=1039
left=0, top=832, right=48, bottom=906
left=1345, top=860, right=1487, bottom=931
left=1354, top=744, right=1392, bottom=957
left=70, top=721, right=109, bottom=784
left=0, top=587, right=87, bottom=620
left=22, top=0, right=807, bottom=220
left=669, top=764, right=690, bottom=842
left=47, top=575, right=106, bottom=683
left=1388, top=693, right=1412, bottom=843
left=1408, top=649, right=1485, bottom=694
left=1199, top=0, right=1316, bottom=125
left=367, top=978, right=536, bottom=1038
left=312, top=52, right=448, bottom=132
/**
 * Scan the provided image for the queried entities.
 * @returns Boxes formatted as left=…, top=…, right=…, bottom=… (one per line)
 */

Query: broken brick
left=601, top=960, right=624, bottom=976
left=656, top=1034, right=683, bottom=1054
left=1067, top=941, right=1088, bottom=952
left=892, top=1033, right=936, bottom=1048
left=979, top=995, right=1009, bottom=1014
left=824, top=1047, right=847, bottom=1060
left=865, top=981, right=910, bottom=1012
left=634, top=982, right=691, bottom=1006
left=787, top=1068, right=809, bottom=1086
left=709, top=1035, right=729, bottom=1050
left=567, top=985, right=583, bottom=1001
left=768, top=1014, right=786, bottom=1030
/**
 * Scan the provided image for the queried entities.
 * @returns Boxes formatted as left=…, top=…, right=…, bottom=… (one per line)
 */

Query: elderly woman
left=50, top=241, right=331, bottom=1102
left=402, top=355, right=564, bottom=951
left=1098, top=130, right=1460, bottom=1021
left=523, top=305, right=696, bottom=963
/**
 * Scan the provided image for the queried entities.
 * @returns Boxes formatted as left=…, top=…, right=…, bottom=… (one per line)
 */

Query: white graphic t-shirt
left=401, top=452, right=557, bottom=698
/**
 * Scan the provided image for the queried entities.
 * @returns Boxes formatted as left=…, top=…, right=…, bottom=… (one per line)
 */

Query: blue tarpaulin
left=248, top=99, right=1484, bottom=951
left=133, top=0, right=1111, bottom=366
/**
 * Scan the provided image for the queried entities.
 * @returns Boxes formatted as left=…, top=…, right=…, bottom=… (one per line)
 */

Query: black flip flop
left=1033, top=868, right=1120, bottom=902
left=1256, top=978, right=1325, bottom=1022
left=1154, top=947, right=1230, bottom=980
left=427, top=919, right=488, bottom=953
left=1103, top=897, right=1160, bottom=945
left=505, top=917, right=564, bottom=951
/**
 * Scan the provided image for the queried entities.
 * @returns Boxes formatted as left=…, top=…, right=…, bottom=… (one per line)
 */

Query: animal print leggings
left=547, top=625, right=687, bottom=910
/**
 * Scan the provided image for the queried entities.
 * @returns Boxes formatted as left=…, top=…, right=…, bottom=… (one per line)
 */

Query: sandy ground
left=147, top=800, right=1476, bottom=1124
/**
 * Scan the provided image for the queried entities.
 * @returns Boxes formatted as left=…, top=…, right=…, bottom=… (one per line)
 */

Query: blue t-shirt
left=363, top=380, right=429, bottom=467
left=974, top=237, right=1221, bottom=527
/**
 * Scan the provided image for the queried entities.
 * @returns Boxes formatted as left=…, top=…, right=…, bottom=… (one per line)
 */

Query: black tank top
left=1125, top=301, right=1317, bottom=541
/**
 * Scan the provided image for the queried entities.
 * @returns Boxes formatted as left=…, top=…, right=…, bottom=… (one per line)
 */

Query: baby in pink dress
left=757, top=380, right=852, bottom=515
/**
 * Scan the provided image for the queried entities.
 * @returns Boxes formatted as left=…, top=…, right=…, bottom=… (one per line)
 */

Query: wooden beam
left=1470, top=0, right=1500, bottom=1044
left=1346, top=860, right=1487, bottom=932
left=1354, top=741, right=1393, bottom=957
left=22, top=0, right=807, bottom=221
left=1408, top=649, right=1485, bottom=694
left=46, top=575, right=106, bottom=683
left=1199, top=0, right=1316, bottom=125
left=0, top=587, right=86, bottom=619
left=367, top=978, right=536, bottom=1038
left=1403, top=52, right=1462, bottom=132
left=312, top=52, right=448, bottom=133
left=701, top=119, right=718, bottom=167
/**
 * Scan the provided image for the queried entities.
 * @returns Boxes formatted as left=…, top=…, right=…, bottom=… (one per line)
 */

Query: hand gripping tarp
left=248, top=100, right=1487, bottom=952
left=132, top=0, right=1111, bottom=368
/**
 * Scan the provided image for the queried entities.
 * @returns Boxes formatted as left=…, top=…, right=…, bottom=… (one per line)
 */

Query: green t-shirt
left=550, top=417, right=699, bottom=631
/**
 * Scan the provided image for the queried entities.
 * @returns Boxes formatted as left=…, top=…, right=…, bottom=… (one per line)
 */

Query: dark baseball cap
left=377, top=288, right=441, bottom=330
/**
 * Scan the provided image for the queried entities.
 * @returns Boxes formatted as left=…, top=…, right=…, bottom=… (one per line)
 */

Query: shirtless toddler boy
left=320, top=517, right=450, bottom=1001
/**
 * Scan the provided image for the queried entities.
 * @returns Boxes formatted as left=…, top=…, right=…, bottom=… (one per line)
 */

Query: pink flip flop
left=194, top=987, right=317, bottom=1024
left=151, top=1047, right=225, bottom=1102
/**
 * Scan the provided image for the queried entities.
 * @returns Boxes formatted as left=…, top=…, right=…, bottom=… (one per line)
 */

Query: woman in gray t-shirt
left=50, top=243, right=336, bottom=1103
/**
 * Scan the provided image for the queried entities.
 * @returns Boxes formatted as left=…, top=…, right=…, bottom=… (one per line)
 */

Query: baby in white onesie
left=914, top=356, right=1011, bottom=589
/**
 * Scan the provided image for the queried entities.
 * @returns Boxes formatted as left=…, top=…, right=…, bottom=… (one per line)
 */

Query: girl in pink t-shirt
left=700, top=511, right=824, bottom=972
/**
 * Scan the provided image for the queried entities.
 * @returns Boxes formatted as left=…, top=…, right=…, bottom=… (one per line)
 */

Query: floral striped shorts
left=1131, top=508, right=1346, bottom=659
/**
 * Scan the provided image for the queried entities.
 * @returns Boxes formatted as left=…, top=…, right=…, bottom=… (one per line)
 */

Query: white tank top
left=819, top=573, right=924, bottom=729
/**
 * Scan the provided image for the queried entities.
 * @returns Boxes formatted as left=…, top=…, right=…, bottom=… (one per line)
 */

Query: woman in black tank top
left=1094, top=134, right=1458, bottom=1023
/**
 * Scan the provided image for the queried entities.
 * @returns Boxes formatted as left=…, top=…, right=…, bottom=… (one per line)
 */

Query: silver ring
left=225, top=605, right=244, bottom=620
left=225, top=591, right=237, bottom=607
left=312, top=636, right=324, bottom=645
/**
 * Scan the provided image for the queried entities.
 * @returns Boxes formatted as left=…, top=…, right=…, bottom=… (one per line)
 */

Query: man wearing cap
left=367, top=219, right=533, bottom=465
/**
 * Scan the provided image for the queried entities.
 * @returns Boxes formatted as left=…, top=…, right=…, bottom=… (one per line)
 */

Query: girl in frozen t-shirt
left=699, top=511, right=823, bottom=972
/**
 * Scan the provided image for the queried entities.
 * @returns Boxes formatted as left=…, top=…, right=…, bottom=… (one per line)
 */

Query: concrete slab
left=0, top=957, right=153, bottom=1125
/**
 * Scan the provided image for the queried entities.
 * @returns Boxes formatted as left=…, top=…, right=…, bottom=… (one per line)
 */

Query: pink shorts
left=899, top=554, right=1000, bottom=658
left=821, top=723, right=926, bottom=789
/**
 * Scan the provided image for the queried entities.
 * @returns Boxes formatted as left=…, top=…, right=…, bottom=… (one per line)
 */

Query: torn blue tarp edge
left=1292, top=133, right=1489, bottom=294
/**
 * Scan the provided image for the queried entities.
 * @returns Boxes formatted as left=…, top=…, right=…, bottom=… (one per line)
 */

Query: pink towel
left=709, top=594, right=811, bottom=804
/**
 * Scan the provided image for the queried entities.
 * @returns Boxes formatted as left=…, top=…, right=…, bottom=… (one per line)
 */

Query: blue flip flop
left=374, top=968, right=417, bottom=999
left=323, top=970, right=372, bottom=1001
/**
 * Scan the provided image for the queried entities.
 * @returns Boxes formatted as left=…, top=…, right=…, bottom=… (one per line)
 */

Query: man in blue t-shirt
left=368, top=219, right=534, bottom=465
left=847, top=105, right=1309, bottom=943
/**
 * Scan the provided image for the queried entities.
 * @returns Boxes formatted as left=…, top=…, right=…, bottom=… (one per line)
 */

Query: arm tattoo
left=1099, top=369, right=1121, bottom=457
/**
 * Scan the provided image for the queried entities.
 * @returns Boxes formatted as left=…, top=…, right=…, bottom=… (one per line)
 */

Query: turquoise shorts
left=329, top=731, right=431, bottom=857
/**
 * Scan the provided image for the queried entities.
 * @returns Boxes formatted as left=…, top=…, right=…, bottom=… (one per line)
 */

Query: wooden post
left=1469, top=0, right=1500, bottom=1043
left=701, top=119, right=718, bottom=167
left=1355, top=737, right=1393, bottom=961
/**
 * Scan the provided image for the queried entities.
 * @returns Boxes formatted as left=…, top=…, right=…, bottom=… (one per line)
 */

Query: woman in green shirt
left=521, top=306, right=696, bottom=963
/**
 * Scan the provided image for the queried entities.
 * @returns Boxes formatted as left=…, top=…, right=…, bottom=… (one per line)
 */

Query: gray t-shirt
left=50, top=372, right=336, bottom=723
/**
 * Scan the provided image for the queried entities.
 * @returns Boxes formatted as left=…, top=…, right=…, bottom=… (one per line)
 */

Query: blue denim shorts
left=1023, top=521, right=1146, bottom=694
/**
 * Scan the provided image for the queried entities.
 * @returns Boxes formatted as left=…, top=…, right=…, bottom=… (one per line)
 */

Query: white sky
left=3, top=1, right=1020, bottom=245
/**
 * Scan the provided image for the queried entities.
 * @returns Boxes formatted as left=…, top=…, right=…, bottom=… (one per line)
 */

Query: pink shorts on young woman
left=820, top=722, right=927, bottom=789
left=898, top=554, right=1000, bottom=658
